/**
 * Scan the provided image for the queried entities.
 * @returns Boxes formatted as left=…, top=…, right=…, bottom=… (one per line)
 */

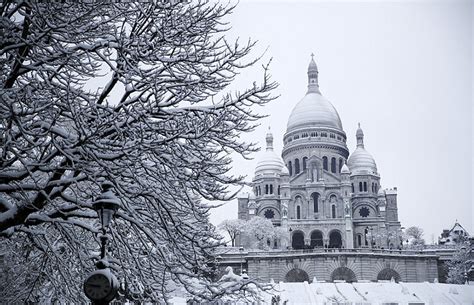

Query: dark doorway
left=285, top=268, right=309, bottom=282
left=377, top=268, right=401, bottom=282
left=329, top=231, right=342, bottom=248
left=331, top=267, right=357, bottom=282
left=310, top=231, right=323, bottom=248
left=292, top=231, right=304, bottom=250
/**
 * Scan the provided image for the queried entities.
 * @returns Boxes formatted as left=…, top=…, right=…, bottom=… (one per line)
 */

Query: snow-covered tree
left=218, top=219, right=245, bottom=247
left=0, top=1, right=277, bottom=303
left=446, top=242, right=472, bottom=284
left=404, top=226, right=425, bottom=247
left=243, top=217, right=277, bottom=250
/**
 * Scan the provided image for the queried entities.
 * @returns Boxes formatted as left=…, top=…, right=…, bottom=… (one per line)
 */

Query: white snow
left=169, top=282, right=474, bottom=304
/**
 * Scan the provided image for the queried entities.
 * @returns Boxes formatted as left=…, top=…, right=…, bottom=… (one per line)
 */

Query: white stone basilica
left=237, top=56, right=402, bottom=250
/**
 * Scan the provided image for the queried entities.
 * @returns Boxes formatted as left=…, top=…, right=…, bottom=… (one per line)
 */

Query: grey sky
left=209, top=0, right=473, bottom=243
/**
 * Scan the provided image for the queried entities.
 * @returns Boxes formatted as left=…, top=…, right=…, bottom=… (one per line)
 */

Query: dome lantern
left=307, top=53, right=320, bottom=94
left=356, top=123, right=364, bottom=148
left=265, top=127, right=274, bottom=151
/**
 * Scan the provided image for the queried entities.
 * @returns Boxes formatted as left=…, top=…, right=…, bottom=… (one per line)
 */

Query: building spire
left=265, top=126, right=274, bottom=151
left=356, top=123, right=364, bottom=148
left=307, top=53, right=320, bottom=94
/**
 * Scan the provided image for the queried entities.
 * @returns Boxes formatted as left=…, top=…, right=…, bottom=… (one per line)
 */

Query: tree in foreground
left=0, top=1, right=277, bottom=303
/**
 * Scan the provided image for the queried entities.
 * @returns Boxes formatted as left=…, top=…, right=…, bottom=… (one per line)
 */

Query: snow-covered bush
left=446, top=242, right=472, bottom=284
left=0, top=1, right=277, bottom=303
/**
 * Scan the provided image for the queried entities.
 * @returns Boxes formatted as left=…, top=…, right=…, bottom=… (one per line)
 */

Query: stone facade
left=237, top=56, right=402, bottom=251
left=247, top=251, right=439, bottom=283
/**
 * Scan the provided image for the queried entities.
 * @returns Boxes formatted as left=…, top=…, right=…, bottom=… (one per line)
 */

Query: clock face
left=84, top=273, right=112, bottom=300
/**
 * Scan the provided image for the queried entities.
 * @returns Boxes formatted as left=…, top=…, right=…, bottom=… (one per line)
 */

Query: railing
left=215, top=246, right=458, bottom=258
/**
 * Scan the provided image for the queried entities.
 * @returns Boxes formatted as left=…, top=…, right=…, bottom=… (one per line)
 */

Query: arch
left=351, top=183, right=354, bottom=193
left=323, top=156, right=328, bottom=171
left=377, top=268, right=401, bottom=282
left=331, top=267, right=357, bottom=282
left=277, top=185, right=280, bottom=195
left=331, top=157, right=336, bottom=173
left=296, top=206, right=301, bottom=219
left=359, top=182, right=363, bottom=192
left=339, top=158, right=343, bottom=173
left=291, top=231, right=304, bottom=249
left=311, top=192, right=320, bottom=213
left=310, top=230, right=323, bottom=248
left=329, top=230, right=342, bottom=248
left=357, top=234, right=362, bottom=247
left=265, top=184, right=269, bottom=194
left=331, top=204, right=336, bottom=218
left=270, top=184, right=273, bottom=194
left=303, top=157, right=308, bottom=170
left=363, top=181, right=367, bottom=192
left=294, top=158, right=300, bottom=174
left=285, top=268, right=309, bottom=283
left=288, top=161, right=293, bottom=176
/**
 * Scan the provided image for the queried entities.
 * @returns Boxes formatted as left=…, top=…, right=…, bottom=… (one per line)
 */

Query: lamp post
left=83, top=181, right=121, bottom=305
left=239, top=245, right=244, bottom=275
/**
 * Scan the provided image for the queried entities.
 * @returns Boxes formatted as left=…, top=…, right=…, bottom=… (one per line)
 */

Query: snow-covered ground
left=170, top=282, right=473, bottom=304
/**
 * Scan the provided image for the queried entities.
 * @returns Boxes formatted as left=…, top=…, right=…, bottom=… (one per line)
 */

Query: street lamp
left=239, top=245, right=244, bottom=275
left=84, top=181, right=121, bottom=305
left=92, top=181, right=121, bottom=258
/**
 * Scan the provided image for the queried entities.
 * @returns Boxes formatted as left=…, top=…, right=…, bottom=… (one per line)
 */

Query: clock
left=84, top=269, right=119, bottom=302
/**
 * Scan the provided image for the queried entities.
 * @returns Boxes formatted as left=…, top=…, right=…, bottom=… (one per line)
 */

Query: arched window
left=277, top=185, right=280, bottom=195
left=363, top=182, right=367, bottom=192
left=359, top=182, right=363, bottom=192
left=288, top=161, right=293, bottom=176
left=331, top=157, right=336, bottom=173
left=371, top=183, right=374, bottom=193
left=294, top=158, right=300, bottom=174
left=296, top=206, right=301, bottom=219
left=303, top=157, right=308, bottom=171
left=265, top=184, right=269, bottom=194
left=258, top=186, right=261, bottom=195
left=331, top=205, right=336, bottom=218
left=375, top=183, right=378, bottom=193
left=339, top=158, right=343, bottom=173
left=351, top=183, right=355, bottom=193
left=357, top=234, right=362, bottom=247
left=270, top=184, right=273, bottom=194
left=323, top=156, right=328, bottom=171
left=311, top=193, right=319, bottom=213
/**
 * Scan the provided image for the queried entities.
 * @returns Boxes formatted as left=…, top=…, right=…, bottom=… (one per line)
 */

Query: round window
left=359, top=207, right=370, bottom=218
left=264, top=209, right=275, bottom=219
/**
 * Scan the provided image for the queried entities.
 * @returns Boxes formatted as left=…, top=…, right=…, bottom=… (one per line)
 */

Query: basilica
left=237, top=56, right=402, bottom=250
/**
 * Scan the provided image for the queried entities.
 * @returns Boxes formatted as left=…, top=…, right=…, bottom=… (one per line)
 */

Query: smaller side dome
left=377, top=187, right=385, bottom=196
left=340, top=163, right=350, bottom=174
left=347, top=124, right=378, bottom=175
left=255, top=128, right=284, bottom=176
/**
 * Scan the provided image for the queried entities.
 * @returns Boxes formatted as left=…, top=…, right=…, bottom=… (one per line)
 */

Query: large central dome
left=287, top=92, right=343, bottom=132
left=286, top=56, right=343, bottom=133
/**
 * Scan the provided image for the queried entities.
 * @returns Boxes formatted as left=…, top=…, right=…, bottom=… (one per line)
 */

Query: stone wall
left=219, top=250, right=439, bottom=283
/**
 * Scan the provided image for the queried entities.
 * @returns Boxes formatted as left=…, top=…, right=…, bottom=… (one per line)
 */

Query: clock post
left=83, top=181, right=121, bottom=304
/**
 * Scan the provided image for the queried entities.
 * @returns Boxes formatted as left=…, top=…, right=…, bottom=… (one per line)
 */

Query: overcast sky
left=209, top=0, right=473, bottom=243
